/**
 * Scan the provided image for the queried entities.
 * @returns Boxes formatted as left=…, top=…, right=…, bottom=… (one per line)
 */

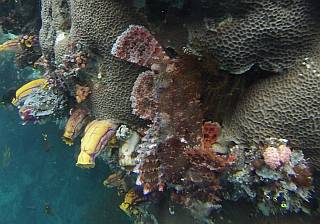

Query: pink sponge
left=278, top=144, right=292, bottom=164
left=263, top=144, right=292, bottom=170
left=263, top=146, right=281, bottom=170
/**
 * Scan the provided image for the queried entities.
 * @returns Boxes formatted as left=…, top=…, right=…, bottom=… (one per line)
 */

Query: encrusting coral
left=130, top=70, right=158, bottom=120
left=17, top=84, right=68, bottom=124
left=226, top=138, right=314, bottom=216
left=111, top=25, right=236, bottom=222
left=11, top=78, right=68, bottom=124
left=103, top=171, right=129, bottom=195
left=75, top=84, right=91, bottom=103
left=109, top=21, right=318, bottom=221
left=0, top=34, right=41, bottom=68
left=16, top=34, right=41, bottom=68
left=112, top=25, right=170, bottom=68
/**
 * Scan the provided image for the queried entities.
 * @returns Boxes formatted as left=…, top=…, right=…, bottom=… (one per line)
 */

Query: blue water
left=0, top=50, right=130, bottom=224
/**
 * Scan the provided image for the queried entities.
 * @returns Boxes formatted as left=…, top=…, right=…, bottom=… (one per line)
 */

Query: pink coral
left=278, top=144, right=292, bottom=164
left=111, top=25, right=169, bottom=68
left=263, top=146, right=281, bottom=170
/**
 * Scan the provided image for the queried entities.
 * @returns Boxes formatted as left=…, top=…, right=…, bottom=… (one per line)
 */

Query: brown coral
left=75, top=84, right=91, bottom=103
left=155, top=59, right=204, bottom=145
left=201, top=122, right=221, bottom=151
left=292, top=166, right=313, bottom=188
left=103, top=171, right=128, bottom=195
left=137, top=152, right=161, bottom=194
left=157, top=138, right=189, bottom=186
left=188, top=0, right=320, bottom=74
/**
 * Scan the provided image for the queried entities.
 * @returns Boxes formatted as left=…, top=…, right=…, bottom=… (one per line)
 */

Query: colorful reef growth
left=3, top=0, right=320, bottom=223
left=0, top=38, right=20, bottom=52
left=0, top=34, right=41, bottom=68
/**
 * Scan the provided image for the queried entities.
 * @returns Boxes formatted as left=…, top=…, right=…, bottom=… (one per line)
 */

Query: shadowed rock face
left=222, top=54, right=320, bottom=169
left=1, top=0, right=41, bottom=34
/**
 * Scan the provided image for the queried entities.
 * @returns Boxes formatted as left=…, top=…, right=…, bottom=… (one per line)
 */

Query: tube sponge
left=76, top=120, right=118, bottom=168
left=63, top=107, right=90, bottom=146
left=12, top=79, right=47, bottom=106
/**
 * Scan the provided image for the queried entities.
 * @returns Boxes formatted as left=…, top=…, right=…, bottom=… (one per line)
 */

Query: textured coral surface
left=40, top=0, right=146, bottom=126
left=88, top=60, right=144, bottom=126
left=222, top=55, right=320, bottom=168
left=188, top=0, right=320, bottom=74
left=69, top=0, right=145, bottom=126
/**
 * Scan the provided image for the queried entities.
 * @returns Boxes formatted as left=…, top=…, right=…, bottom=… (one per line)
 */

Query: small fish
left=1, top=87, right=18, bottom=106
left=44, top=202, right=53, bottom=215
left=42, top=133, right=48, bottom=141
left=42, top=133, right=51, bottom=152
